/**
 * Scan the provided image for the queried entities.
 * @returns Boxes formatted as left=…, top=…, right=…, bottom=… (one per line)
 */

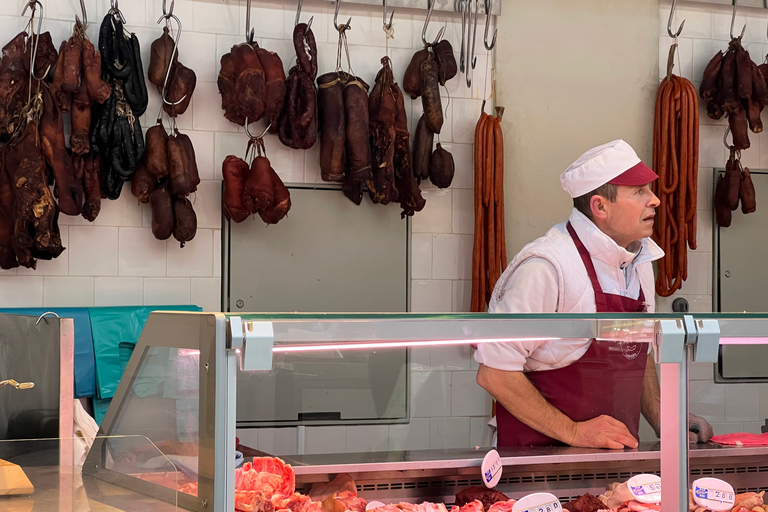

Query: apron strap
left=566, top=222, right=605, bottom=295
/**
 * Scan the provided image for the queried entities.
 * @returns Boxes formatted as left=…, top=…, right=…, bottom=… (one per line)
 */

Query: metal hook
left=333, top=1, right=352, bottom=32
left=667, top=0, right=684, bottom=38
left=295, top=0, right=304, bottom=26
left=458, top=0, right=466, bottom=72
left=156, top=13, right=186, bottom=106
left=75, top=0, right=87, bottom=27
left=35, top=311, right=60, bottom=325
left=383, top=0, right=394, bottom=30
left=244, top=0, right=255, bottom=43
left=109, top=0, right=126, bottom=24
left=162, top=0, right=175, bottom=18
left=483, top=0, right=496, bottom=50
left=22, top=1, right=49, bottom=81
left=421, top=0, right=438, bottom=46
left=465, top=0, right=478, bottom=87
left=723, top=124, right=736, bottom=151
left=730, top=0, right=746, bottom=40
left=244, top=118, right=272, bottom=140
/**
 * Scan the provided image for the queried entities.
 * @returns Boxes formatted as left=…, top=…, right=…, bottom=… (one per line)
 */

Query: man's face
left=601, top=184, right=660, bottom=248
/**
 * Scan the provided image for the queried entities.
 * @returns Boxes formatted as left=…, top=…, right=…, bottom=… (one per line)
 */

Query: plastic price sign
left=692, top=478, right=735, bottom=511
left=481, top=450, right=502, bottom=488
left=512, top=492, right=561, bottom=512
left=627, top=474, right=662, bottom=504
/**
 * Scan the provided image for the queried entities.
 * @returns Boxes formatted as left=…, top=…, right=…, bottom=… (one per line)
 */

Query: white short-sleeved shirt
left=474, top=209, right=663, bottom=372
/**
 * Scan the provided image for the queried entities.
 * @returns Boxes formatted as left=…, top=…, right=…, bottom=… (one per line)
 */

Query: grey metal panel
left=717, top=169, right=768, bottom=313
left=715, top=169, right=768, bottom=382
left=227, top=186, right=408, bottom=314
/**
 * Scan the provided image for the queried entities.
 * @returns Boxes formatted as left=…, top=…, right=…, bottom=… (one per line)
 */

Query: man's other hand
left=569, top=415, right=639, bottom=450
left=688, top=413, right=714, bottom=443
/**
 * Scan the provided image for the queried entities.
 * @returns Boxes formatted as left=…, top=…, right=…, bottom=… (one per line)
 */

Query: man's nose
left=648, top=189, right=660, bottom=208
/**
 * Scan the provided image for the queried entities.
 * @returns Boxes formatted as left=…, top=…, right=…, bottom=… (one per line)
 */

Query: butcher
left=475, top=139, right=713, bottom=449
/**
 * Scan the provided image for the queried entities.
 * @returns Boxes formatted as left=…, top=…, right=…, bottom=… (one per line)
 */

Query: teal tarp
left=89, top=305, right=201, bottom=400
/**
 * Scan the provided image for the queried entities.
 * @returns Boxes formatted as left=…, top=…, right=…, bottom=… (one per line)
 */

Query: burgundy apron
left=497, top=222, right=648, bottom=447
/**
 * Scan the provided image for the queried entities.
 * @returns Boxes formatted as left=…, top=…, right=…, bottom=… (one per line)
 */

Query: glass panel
left=0, top=437, right=178, bottom=511
left=237, top=348, right=407, bottom=427
left=99, top=346, right=200, bottom=495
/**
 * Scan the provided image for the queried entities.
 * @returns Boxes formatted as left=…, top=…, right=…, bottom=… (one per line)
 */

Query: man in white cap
left=475, top=140, right=713, bottom=448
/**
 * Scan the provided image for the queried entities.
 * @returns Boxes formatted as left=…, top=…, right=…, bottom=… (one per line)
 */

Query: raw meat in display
left=449, top=500, right=484, bottom=512
left=455, top=487, right=509, bottom=511
left=562, top=493, right=607, bottom=512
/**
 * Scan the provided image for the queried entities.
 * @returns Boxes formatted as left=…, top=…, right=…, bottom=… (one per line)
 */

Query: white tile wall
left=429, top=417, right=470, bottom=449
left=658, top=3, right=768, bottom=434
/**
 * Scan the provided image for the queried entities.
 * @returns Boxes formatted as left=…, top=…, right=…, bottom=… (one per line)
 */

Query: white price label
left=627, top=474, right=662, bottom=504
left=692, top=478, right=735, bottom=511
left=512, top=493, right=561, bottom=512
left=481, top=450, right=502, bottom=488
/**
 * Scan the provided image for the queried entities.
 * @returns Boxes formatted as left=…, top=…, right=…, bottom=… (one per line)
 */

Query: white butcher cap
left=560, top=139, right=659, bottom=198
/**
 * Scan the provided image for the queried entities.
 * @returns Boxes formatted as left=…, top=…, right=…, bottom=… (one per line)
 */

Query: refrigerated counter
left=5, top=312, right=768, bottom=510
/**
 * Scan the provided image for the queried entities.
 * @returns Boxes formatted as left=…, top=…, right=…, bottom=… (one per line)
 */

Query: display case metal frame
left=87, top=311, right=768, bottom=511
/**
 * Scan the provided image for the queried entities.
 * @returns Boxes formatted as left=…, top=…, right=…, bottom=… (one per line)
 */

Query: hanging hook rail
left=22, top=1, right=50, bottom=81
left=730, top=0, right=746, bottom=40
left=334, top=1, right=352, bottom=32
left=157, top=3, right=185, bottom=106
left=667, top=0, right=684, bottom=38
left=383, top=0, right=395, bottom=30
left=483, top=0, right=496, bottom=50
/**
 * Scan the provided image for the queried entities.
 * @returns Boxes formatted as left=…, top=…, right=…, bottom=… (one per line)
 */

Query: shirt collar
left=568, top=208, right=664, bottom=268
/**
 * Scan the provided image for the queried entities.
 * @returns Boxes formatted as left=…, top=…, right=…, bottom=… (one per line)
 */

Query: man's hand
left=569, top=415, right=639, bottom=450
left=688, top=413, right=714, bottom=443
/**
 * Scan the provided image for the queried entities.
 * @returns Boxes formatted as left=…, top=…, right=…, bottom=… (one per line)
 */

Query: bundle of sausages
left=133, top=123, right=200, bottom=246
left=0, top=30, right=67, bottom=269
left=218, top=42, right=286, bottom=129
left=652, top=72, right=699, bottom=297
left=470, top=110, right=507, bottom=312
left=148, top=26, right=196, bottom=118
left=277, top=23, right=318, bottom=150
left=368, top=56, right=425, bottom=217
left=92, top=10, right=149, bottom=200
left=699, top=37, right=768, bottom=150
left=44, top=21, right=113, bottom=222
left=132, top=26, right=200, bottom=248
left=221, top=141, right=291, bottom=225
left=406, top=39, right=457, bottom=189
left=714, top=149, right=756, bottom=228
left=316, top=68, right=373, bottom=205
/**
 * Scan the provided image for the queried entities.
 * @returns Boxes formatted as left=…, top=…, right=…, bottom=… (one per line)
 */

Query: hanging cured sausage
left=653, top=44, right=699, bottom=297
left=471, top=110, right=507, bottom=312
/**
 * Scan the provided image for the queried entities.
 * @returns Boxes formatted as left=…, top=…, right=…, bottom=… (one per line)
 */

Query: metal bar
left=325, top=0, right=500, bottom=16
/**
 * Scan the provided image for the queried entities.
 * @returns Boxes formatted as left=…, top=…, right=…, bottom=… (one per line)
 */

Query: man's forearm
left=640, top=354, right=661, bottom=436
left=477, top=364, right=577, bottom=444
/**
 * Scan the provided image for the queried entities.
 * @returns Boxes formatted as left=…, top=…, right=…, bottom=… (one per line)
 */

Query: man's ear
left=590, top=195, right=609, bottom=220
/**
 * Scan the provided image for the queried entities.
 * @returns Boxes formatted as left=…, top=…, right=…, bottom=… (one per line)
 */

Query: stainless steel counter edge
left=288, top=444, right=768, bottom=475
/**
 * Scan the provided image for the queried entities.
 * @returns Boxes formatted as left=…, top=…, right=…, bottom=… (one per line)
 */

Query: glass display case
left=7, top=311, right=768, bottom=511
